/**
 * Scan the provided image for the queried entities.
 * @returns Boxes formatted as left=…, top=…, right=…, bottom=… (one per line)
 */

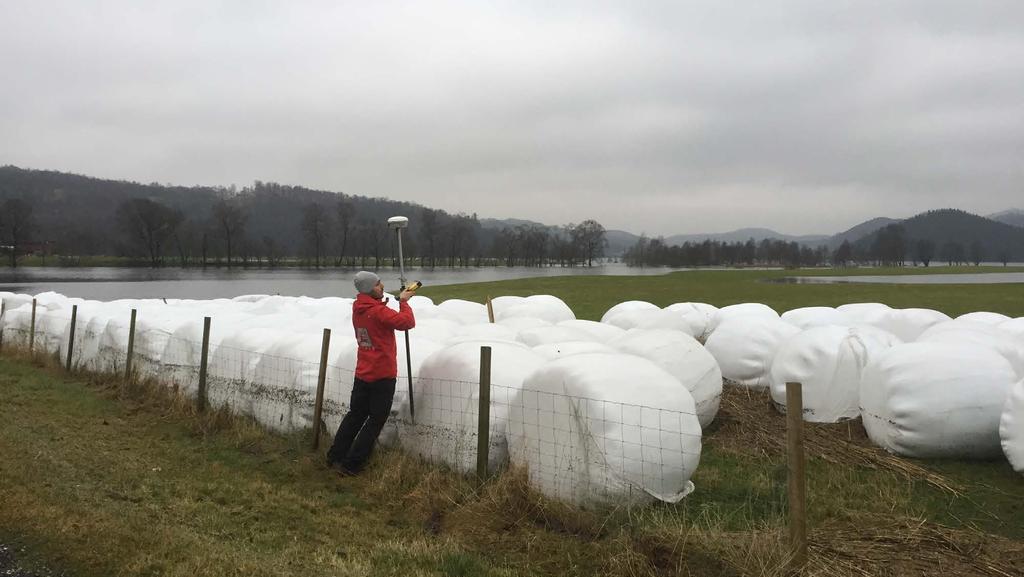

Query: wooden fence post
left=786, top=381, right=808, bottom=571
left=66, top=305, right=78, bottom=371
left=476, top=346, right=493, bottom=482
left=29, top=298, right=37, bottom=352
left=125, top=308, right=137, bottom=380
left=312, top=328, right=332, bottom=450
left=0, top=301, right=6, bottom=353
left=197, top=317, right=211, bottom=412
left=486, top=296, right=495, bottom=323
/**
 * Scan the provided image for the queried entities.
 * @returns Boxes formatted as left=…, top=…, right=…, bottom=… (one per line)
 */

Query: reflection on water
left=0, top=264, right=677, bottom=300
left=771, top=273, right=1024, bottom=285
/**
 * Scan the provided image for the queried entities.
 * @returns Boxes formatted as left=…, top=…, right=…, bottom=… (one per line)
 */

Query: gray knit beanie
left=353, top=271, right=380, bottom=295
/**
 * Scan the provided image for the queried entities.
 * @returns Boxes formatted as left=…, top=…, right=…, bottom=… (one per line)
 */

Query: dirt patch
left=707, top=384, right=961, bottom=494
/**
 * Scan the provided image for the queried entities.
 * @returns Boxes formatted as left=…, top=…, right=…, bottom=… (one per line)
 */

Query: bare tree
left=0, top=198, right=33, bottom=268
left=334, top=198, right=355, bottom=266
left=212, top=197, right=247, bottom=267
left=419, top=208, right=442, bottom=267
left=302, top=202, right=331, bottom=268
left=572, top=219, right=607, bottom=266
left=115, top=198, right=183, bottom=267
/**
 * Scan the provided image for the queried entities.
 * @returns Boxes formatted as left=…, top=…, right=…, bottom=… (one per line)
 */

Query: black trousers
left=326, top=377, right=396, bottom=472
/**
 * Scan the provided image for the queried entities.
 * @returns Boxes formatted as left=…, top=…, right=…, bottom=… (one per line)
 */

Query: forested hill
left=0, top=166, right=608, bottom=266
left=856, top=209, right=1024, bottom=263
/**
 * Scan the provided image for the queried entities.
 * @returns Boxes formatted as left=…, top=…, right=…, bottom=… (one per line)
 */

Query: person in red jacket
left=327, top=271, right=415, bottom=475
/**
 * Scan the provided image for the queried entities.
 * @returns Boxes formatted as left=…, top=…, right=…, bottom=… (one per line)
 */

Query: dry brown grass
left=710, top=383, right=962, bottom=495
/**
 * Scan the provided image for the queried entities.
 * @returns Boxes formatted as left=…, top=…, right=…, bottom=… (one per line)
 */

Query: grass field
left=417, top=265, right=1024, bottom=320
left=2, top=267, right=1023, bottom=576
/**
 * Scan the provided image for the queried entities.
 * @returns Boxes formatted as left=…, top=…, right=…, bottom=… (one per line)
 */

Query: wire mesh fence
left=0, top=302, right=704, bottom=505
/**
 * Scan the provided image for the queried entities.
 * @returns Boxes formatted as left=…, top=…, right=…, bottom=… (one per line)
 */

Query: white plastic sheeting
left=917, top=321, right=1024, bottom=378
left=860, top=343, right=1017, bottom=459
left=836, top=303, right=892, bottom=327
left=602, top=308, right=697, bottom=335
left=769, top=325, right=896, bottom=422
left=556, top=319, right=627, bottom=343
left=437, top=299, right=489, bottom=324
left=707, top=303, right=779, bottom=335
left=531, top=341, right=617, bottom=360
left=780, top=307, right=848, bottom=329
left=664, top=302, right=718, bottom=341
left=494, top=295, right=575, bottom=324
left=873, top=308, right=951, bottom=342
left=1000, top=379, right=1024, bottom=474
left=600, top=301, right=659, bottom=324
left=405, top=341, right=545, bottom=474
left=515, top=325, right=600, bottom=347
left=704, top=316, right=799, bottom=387
left=956, top=311, right=1011, bottom=325
left=609, top=329, right=722, bottom=428
left=508, top=353, right=702, bottom=505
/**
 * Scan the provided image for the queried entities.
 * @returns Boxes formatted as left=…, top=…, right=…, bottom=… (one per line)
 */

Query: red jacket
left=352, top=293, right=416, bottom=381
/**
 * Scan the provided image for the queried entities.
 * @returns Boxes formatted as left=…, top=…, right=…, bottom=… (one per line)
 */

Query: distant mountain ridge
left=988, top=209, right=1024, bottom=228
left=857, top=209, right=1024, bottom=261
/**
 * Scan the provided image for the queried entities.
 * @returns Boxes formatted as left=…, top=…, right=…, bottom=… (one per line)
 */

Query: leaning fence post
left=786, top=381, right=808, bottom=571
left=476, top=345, right=493, bottom=482
left=197, top=317, right=211, bottom=412
left=312, top=328, right=332, bottom=450
left=125, top=308, right=137, bottom=381
left=66, top=305, right=78, bottom=371
left=486, top=296, right=495, bottom=323
left=30, top=298, right=37, bottom=352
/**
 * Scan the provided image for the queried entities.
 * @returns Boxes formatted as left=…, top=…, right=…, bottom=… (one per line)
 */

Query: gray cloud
left=2, top=1, right=1023, bottom=236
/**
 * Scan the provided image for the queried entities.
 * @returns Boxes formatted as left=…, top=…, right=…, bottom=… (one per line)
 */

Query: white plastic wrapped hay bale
left=664, top=302, right=718, bottom=341
left=411, top=318, right=462, bottom=344
left=609, top=329, right=722, bottom=428
left=495, top=295, right=575, bottom=324
left=531, top=341, right=617, bottom=360
left=860, top=343, right=1017, bottom=459
left=516, top=325, right=600, bottom=347
left=0, top=299, right=35, bottom=347
left=917, top=320, right=1024, bottom=378
left=1000, top=318, right=1024, bottom=339
left=497, top=316, right=552, bottom=331
left=707, top=303, right=779, bottom=335
left=769, top=325, right=896, bottom=422
left=437, top=299, right=489, bottom=324
left=873, top=308, right=950, bottom=342
left=836, top=303, right=892, bottom=327
left=780, top=307, right=848, bottom=329
left=404, top=341, right=545, bottom=474
left=600, top=301, right=659, bottom=324
left=602, top=308, right=697, bottom=335
left=705, top=316, right=799, bottom=387
left=458, top=323, right=518, bottom=342
left=556, top=319, right=627, bottom=343
left=1000, top=379, right=1024, bottom=474
left=956, top=311, right=1011, bottom=325
left=508, top=353, right=701, bottom=505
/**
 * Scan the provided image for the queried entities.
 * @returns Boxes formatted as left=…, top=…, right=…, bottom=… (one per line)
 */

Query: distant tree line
left=624, top=222, right=1015, bottom=269
left=0, top=167, right=608, bottom=269
left=623, top=236, right=831, bottom=268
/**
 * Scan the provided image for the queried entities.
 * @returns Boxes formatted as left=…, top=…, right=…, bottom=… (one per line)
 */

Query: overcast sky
left=2, top=1, right=1022, bottom=236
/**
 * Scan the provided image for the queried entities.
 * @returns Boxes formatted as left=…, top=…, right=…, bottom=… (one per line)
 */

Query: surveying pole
left=387, top=216, right=415, bottom=422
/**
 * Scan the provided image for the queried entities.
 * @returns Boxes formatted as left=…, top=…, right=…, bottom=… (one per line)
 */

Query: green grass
left=418, top=266, right=1024, bottom=319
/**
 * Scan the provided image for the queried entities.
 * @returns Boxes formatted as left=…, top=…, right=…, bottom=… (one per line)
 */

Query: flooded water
left=0, top=264, right=677, bottom=300
left=776, top=272, right=1024, bottom=285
